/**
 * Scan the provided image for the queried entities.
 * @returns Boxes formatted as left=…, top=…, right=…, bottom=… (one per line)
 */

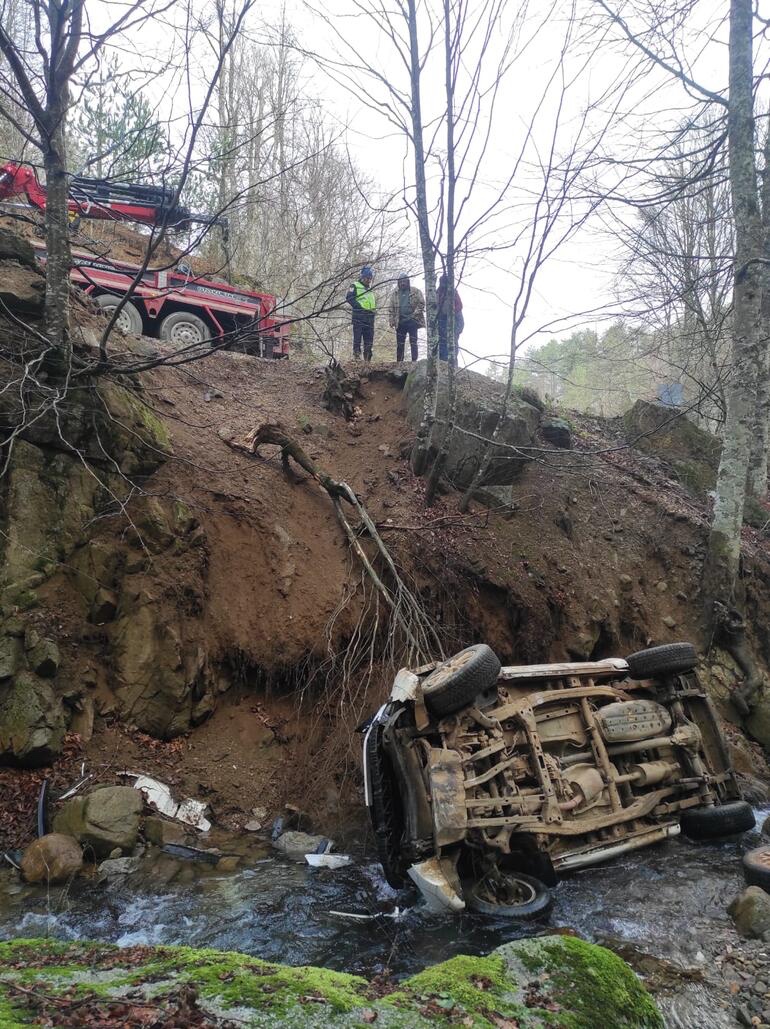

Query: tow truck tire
left=422, top=644, right=501, bottom=717
left=94, top=294, right=143, bottom=335
left=466, top=872, right=552, bottom=919
left=160, top=311, right=211, bottom=347
left=681, top=800, right=755, bottom=839
left=626, top=643, right=697, bottom=679
left=743, top=845, right=770, bottom=890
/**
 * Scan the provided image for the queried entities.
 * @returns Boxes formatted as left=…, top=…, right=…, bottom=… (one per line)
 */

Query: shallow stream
left=1, top=813, right=767, bottom=1029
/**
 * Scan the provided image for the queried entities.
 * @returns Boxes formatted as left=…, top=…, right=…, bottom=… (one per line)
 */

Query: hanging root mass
left=227, top=421, right=443, bottom=666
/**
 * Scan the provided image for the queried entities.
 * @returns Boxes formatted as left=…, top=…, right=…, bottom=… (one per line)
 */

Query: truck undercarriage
left=364, top=644, right=754, bottom=915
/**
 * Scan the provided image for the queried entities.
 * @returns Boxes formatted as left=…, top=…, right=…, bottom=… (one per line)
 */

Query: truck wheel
left=94, top=294, right=143, bottom=335
left=422, top=644, right=501, bottom=717
left=681, top=800, right=755, bottom=840
left=160, top=311, right=211, bottom=347
left=743, top=845, right=770, bottom=890
left=626, top=643, right=697, bottom=679
left=466, top=872, right=552, bottom=919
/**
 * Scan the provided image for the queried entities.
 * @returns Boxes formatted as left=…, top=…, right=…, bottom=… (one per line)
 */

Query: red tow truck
left=0, top=161, right=290, bottom=357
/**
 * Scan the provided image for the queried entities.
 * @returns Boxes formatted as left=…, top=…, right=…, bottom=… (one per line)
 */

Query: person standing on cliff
left=346, top=265, right=377, bottom=361
left=387, top=274, right=425, bottom=362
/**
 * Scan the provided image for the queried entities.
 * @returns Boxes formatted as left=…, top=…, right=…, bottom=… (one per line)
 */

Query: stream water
left=1, top=813, right=767, bottom=1029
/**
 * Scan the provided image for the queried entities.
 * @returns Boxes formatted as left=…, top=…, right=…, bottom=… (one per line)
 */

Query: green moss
left=510, top=937, right=663, bottom=1029
left=0, top=937, right=662, bottom=1029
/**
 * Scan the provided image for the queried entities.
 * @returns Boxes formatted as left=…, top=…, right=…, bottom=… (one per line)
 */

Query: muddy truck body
left=363, top=643, right=754, bottom=916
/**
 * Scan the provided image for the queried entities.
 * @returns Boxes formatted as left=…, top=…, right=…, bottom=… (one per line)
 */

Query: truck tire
left=160, top=311, right=211, bottom=347
left=422, top=644, right=501, bottom=717
left=743, top=845, right=770, bottom=891
left=94, top=294, right=143, bottom=335
left=365, top=710, right=408, bottom=888
left=680, top=800, right=755, bottom=840
left=626, top=643, right=697, bottom=679
left=466, top=872, right=553, bottom=919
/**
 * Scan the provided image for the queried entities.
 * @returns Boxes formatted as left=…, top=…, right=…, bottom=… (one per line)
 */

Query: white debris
left=304, top=853, right=351, bottom=869
left=124, top=773, right=211, bottom=831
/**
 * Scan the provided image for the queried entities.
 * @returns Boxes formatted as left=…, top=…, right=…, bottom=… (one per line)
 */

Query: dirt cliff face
left=2, top=241, right=770, bottom=842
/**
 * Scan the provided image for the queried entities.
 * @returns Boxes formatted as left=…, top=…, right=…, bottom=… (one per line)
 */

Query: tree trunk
left=747, top=123, right=770, bottom=499
left=406, top=0, right=439, bottom=476
left=424, top=0, right=457, bottom=505
left=703, top=0, right=764, bottom=607
left=42, top=116, right=72, bottom=352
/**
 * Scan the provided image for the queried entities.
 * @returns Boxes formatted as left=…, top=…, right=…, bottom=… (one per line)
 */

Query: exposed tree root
left=713, top=602, right=766, bottom=715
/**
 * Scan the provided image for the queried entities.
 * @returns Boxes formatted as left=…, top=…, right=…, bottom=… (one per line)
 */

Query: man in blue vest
left=346, top=265, right=376, bottom=361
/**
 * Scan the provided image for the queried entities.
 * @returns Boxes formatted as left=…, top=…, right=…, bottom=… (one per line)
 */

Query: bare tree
left=0, top=0, right=178, bottom=350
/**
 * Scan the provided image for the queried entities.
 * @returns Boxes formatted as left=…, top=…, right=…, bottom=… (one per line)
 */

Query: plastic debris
left=304, top=853, right=351, bottom=869
left=124, top=773, right=211, bottom=831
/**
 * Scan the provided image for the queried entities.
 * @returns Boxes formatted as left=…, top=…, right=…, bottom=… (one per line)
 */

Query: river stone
left=53, top=786, right=142, bottom=860
left=144, top=815, right=190, bottom=847
left=0, top=671, right=66, bottom=765
left=729, top=887, right=770, bottom=939
left=97, top=855, right=141, bottom=881
left=20, top=834, right=83, bottom=884
left=272, top=830, right=327, bottom=861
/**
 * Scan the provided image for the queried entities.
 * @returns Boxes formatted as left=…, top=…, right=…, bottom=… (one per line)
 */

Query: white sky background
left=78, top=0, right=740, bottom=363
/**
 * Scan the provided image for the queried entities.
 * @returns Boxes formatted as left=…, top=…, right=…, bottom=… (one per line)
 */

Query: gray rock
left=97, top=855, right=141, bottom=880
left=0, top=635, right=23, bottom=679
left=272, top=831, right=327, bottom=862
left=26, top=636, right=60, bottom=678
left=20, top=833, right=83, bottom=884
left=729, top=888, right=770, bottom=939
left=53, top=785, right=142, bottom=860
left=404, top=361, right=541, bottom=488
left=0, top=671, right=66, bottom=766
left=540, top=416, right=572, bottom=449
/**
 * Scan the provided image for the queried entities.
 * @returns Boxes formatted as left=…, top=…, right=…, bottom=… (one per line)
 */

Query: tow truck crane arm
left=0, top=161, right=228, bottom=236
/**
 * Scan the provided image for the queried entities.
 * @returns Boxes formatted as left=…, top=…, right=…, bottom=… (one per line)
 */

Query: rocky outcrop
left=53, top=785, right=142, bottom=859
left=20, top=833, right=83, bottom=884
left=0, top=935, right=664, bottom=1028
left=622, top=400, right=720, bottom=496
left=404, top=361, right=542, bottom=488
left=0, top=670, right=66, bottom=765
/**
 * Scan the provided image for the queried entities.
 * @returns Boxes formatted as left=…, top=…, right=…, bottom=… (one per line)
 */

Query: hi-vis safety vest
left=353, top=280, right=376, bottom=311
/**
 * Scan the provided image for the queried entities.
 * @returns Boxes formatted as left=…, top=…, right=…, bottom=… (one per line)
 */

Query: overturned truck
left=363, top=643, right=754, bottom=915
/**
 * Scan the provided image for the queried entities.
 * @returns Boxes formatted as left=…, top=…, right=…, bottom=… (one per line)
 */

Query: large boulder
left=729, top=886, right=770, bottom=939
left=621, top=400, right=720, bottom=495
left=20, top=834, right=83, bottom=884
left=404, top=361, right=542, bottom=488
left=0, top=671, right=66, bottom=765
left=53, top=785, right=142, bottom=859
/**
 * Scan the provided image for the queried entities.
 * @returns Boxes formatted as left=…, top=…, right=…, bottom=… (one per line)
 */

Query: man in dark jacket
left=388, top=274, right=425, bottom=361
left=436, top=273, right=464, bottom=362
left=346, top=265, right=376, bottom=361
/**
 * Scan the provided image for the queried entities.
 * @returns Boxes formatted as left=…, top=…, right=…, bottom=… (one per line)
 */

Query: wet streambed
left=1, top=814, right=767, bottom=1029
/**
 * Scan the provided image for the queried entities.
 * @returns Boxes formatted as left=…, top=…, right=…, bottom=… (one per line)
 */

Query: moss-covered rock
left=621, top=400, right=720, bottom=497
left=0, top=936, right=663, bottom=1028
